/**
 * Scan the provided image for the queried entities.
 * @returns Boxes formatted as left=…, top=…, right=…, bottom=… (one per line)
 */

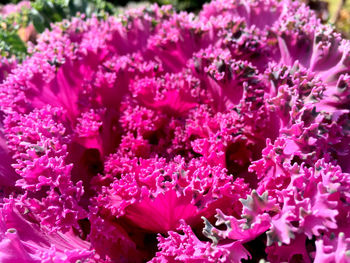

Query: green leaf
left=30, top=9, right=46, bottom=33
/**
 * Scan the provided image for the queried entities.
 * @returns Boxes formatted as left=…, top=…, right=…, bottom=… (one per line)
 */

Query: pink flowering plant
left=0, top=0, right=350, bottom=262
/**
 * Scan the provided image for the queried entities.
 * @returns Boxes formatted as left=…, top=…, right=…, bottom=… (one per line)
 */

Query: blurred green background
left=0, top=0, right=348, bottom=59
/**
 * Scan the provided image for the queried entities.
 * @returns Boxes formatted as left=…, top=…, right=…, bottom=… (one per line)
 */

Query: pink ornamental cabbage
left=0, top=0, right=350, bottom=262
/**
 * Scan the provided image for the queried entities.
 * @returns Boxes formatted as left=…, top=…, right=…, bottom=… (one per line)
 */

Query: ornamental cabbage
left=0, top=0, right=350, bottom=262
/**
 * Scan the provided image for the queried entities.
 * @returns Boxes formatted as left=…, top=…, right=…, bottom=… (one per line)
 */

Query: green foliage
left=29, top=0, right=117, bottom=33
left=0, top=27, right=27, bottom=59
left=149, top=0, right=209, bottom=12
left=0, top=8, right=29, bottom=59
